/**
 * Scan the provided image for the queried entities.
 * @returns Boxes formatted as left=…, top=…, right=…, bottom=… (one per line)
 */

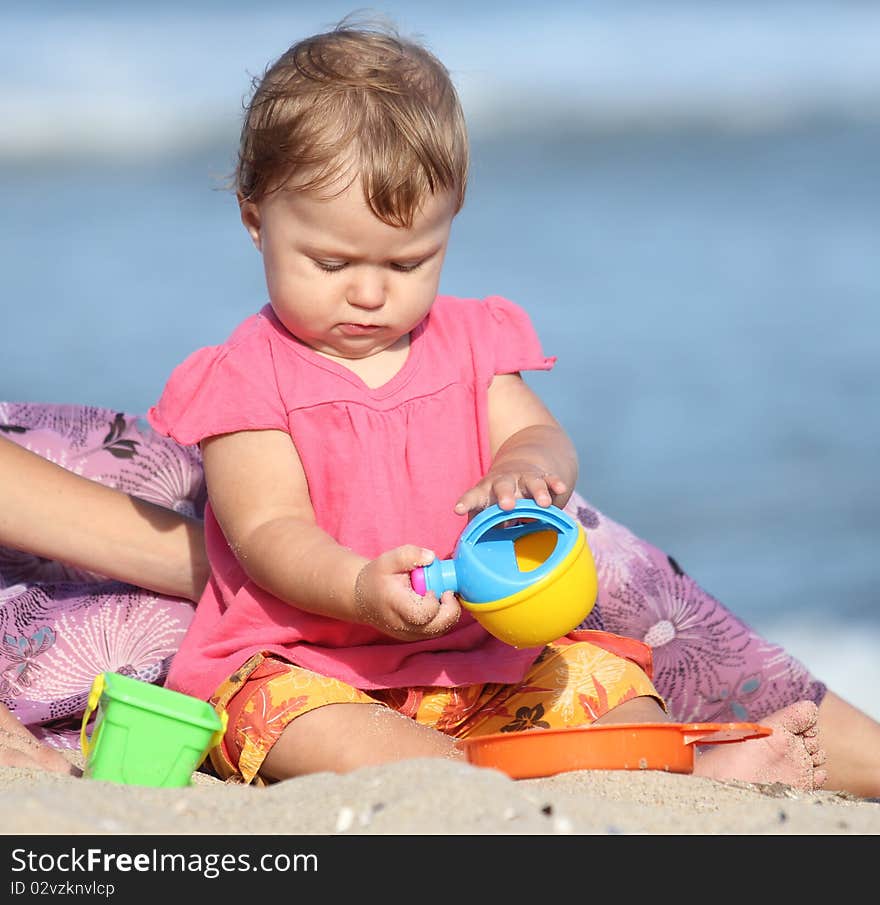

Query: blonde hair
left=235, top=19, right=469, bottom=227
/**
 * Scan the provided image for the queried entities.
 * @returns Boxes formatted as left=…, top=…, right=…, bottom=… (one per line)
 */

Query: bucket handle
left=210, top=710, right=229, bottom=750
left=80, top=672, right=105, bottom=758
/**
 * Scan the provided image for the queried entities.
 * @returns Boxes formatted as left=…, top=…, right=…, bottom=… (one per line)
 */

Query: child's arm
left=0, top=435, right=208, bottom=602
left=201, top=429, right=460, bottom=640
left=454, top=372, right=578, bottom=515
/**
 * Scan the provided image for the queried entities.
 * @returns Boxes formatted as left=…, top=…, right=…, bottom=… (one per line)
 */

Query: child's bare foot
left=693, top=701, right=827, bottom=790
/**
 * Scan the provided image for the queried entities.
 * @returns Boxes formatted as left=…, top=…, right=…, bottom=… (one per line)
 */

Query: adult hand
left=0, top=703, right=80, bottom=776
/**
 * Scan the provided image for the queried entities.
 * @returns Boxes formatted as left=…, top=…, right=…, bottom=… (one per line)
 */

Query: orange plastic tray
left=459, top=722, right=772, bottom=778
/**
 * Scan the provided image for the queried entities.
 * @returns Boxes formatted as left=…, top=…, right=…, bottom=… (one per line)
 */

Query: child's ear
left=239, top=198, right=263, bottom=251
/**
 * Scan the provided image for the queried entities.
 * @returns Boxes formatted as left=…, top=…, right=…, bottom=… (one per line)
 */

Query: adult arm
left=0, top=435, right=208, bottom=602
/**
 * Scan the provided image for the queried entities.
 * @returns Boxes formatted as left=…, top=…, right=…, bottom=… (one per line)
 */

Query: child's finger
left=520, top=474, right=554, bottom=505
left=400, top=589, right=442, bottom=627
left=384, top=544, right=435, bottom=571
left=545, top=473, right=568, bottom=493
left=490, top=477, right=519, bottom=510
left=453, top=486, right=490, bottom=515
left=425, top=590, right=461, bottom=635
left=376, top=545, right=437, bottom=594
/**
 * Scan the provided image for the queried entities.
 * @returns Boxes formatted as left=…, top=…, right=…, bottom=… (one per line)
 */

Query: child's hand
left=454, top=465, right=569, bottom=516
left=354, top=546, right=461, bottom=641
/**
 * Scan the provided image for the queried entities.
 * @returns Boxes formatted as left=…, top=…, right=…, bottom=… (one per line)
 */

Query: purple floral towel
left=0, top=402, right=824, bottom=749
left=0, top=403, right=205, bottom=748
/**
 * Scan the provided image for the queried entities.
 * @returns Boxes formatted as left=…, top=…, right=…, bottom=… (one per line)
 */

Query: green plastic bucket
left=80, top=672, right=227, bottom=788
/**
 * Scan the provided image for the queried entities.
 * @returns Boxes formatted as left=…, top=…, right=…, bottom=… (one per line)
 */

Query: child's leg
left=212, top=643, right=658, bottom=783
left=208, top=654, right=461, bottom=784
left=262, top=702, right=459, bottom=781
left=592, top=694, right=670, bottom=725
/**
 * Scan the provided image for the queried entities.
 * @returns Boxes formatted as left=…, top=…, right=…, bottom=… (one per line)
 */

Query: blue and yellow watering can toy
left=411, top=500, right=597, bottom=648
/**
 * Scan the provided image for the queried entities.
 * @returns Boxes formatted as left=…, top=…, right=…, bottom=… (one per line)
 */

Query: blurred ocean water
left=1, top=1, right=878, bottom=718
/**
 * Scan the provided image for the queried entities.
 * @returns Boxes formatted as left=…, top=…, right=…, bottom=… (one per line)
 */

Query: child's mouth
left=339, top=323, right=382, bottom=336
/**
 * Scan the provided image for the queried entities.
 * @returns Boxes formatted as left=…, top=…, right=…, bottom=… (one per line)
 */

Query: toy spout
left=410, top=558, right=459, bottom=597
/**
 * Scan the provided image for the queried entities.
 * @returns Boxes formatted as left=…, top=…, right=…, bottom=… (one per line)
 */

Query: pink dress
left=147, top=296, right=557, bottom=701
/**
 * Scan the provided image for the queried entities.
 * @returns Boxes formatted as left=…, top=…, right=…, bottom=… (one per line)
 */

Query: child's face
left=240, top=177, right=457, bottom=362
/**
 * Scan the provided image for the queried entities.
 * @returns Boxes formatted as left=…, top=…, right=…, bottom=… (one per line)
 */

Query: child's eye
left=390, top=260, right=424, bottom=273
left=313, top=260, right=347, bottom=273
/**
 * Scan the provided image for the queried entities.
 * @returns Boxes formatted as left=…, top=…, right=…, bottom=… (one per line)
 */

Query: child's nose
left=346, top=269, right=385, bottom=309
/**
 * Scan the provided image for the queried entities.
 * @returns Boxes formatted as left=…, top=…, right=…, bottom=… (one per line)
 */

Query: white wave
left=3, top=2, right=880, bottom=158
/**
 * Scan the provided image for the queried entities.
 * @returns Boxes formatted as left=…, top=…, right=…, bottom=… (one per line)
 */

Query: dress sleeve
left=147, top=332, right=288, bottom=446
left=482, top=295, right=557, bottom=375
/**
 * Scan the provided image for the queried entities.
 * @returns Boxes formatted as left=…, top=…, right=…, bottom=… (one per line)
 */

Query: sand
left=2, top=749, right=879, bottom=836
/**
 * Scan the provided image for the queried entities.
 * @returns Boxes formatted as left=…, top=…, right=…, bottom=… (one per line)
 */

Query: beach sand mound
left=2, top=754, right=879, bottom=835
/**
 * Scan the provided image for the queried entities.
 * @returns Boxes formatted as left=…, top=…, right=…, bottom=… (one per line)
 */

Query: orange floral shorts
left=207, top=631, right=664, bottom=785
